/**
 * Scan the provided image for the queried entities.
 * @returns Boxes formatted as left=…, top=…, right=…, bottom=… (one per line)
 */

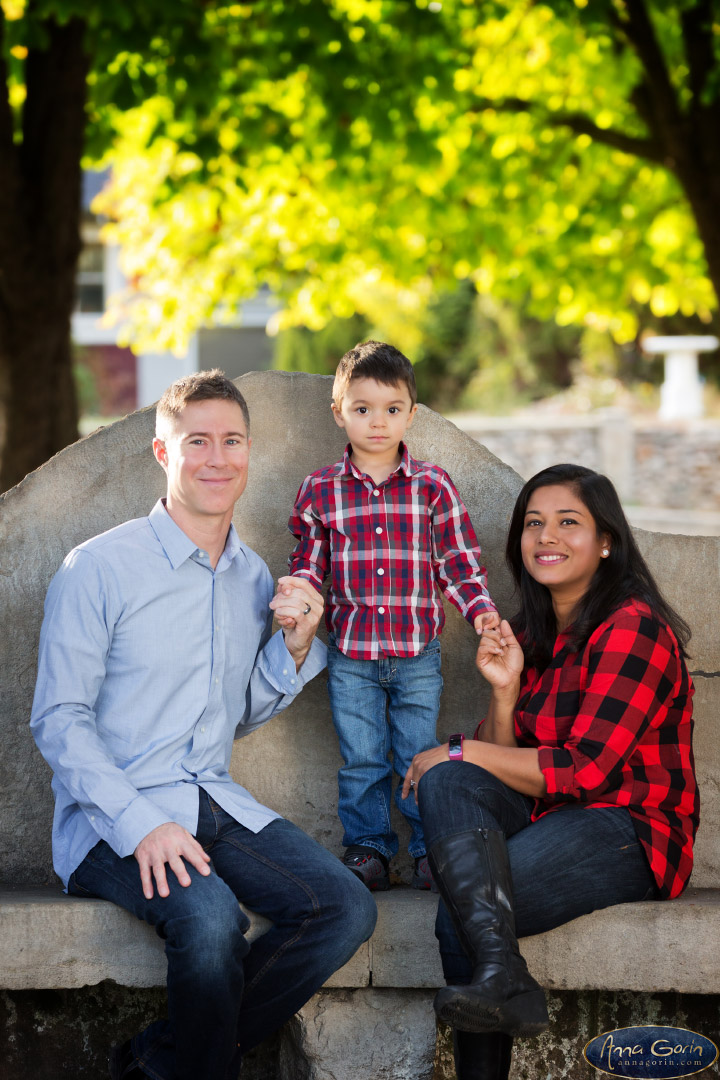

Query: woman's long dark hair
left=507, top=464, right=691, bottom=668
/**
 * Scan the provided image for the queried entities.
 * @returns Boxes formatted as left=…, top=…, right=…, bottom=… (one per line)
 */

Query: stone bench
left=3, top=885, right=720, bottom=997
left=3, top=882, right=720, bottom=1079
left=2, top=371, right=719, bottom=1078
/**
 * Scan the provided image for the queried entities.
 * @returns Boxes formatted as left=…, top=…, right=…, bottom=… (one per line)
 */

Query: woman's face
left=520, top=484, right=610, bottom=603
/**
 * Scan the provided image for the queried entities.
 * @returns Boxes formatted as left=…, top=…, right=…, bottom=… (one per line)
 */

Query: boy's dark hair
left=333, top=340, right=417, bottom=407
left=506, top=463, right=691, bottom=667
left=155, top=368, right=250, bottom=437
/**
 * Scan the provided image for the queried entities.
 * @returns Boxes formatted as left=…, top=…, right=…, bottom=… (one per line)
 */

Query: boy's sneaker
left=342, top=845, right=391, bottom=891
left=412, top=855, right=438, bottom=892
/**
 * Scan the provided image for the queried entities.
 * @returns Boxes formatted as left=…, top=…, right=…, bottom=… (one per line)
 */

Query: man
left=30, top=370, right=376, bottom=1080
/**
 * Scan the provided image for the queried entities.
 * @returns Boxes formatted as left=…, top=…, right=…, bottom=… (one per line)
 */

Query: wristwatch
left=448, top=733, right=464, bottom=761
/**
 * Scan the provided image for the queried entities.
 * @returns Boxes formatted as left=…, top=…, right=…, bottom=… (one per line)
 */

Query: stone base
left=3, top=985, right=720, bottom=1079
left=279, top=988, right=438, bottom=1080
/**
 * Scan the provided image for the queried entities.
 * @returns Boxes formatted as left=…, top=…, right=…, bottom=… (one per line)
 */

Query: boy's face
left=332, top=377, right=417, bottom=457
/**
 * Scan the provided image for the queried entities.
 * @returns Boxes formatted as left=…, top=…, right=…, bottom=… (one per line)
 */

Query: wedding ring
left=303, top=603, right=312, bottom=615
left=410, top=780, right=416, bottom=788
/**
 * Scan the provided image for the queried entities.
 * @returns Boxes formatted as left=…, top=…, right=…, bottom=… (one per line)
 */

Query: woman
left=402, top=464, right=698, bottom=1080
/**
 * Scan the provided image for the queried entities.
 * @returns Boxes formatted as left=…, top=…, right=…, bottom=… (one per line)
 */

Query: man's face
left=153, top=399, right=251, bottom=527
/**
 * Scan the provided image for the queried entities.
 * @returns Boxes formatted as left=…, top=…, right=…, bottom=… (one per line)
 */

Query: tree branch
left=0, top=16, right=20, bottom=231
left=615, top=0, right=683, bottom=135
left=551, top=111, right=664, bottom=162
left=681, top=0, right=716, bottom=107
left=470, top=95, right=663, bottom=165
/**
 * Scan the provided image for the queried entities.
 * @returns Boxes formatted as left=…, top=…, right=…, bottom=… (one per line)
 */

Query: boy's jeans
left=327, top=636, right=443, bottom=859
left=418, top=761, right=658, bottom=985
left=68, top=788, right=377, bottom=1080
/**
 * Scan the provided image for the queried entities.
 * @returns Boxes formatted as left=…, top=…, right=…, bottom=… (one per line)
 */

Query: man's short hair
left=332, top=341, right=417, bottom=408
left=155, top=369, right=250, bottom=438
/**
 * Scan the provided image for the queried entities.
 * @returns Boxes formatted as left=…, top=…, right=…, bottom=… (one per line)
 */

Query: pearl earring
left=602, top=548, right=609, bottom=557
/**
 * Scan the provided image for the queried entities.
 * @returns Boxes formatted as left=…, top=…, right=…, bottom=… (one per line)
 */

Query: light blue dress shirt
left=31, top=499, right=326, bottom=888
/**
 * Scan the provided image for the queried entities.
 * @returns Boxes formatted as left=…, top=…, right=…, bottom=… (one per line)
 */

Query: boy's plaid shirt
left=288, top=444, right=496, bottom=660
left=502, top=599, right=698, bottom=899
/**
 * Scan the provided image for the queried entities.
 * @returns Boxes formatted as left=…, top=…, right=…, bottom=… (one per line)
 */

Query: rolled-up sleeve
left=236, top=628, right=327, bottom=737
left=538, top=613, right=681, bottom=803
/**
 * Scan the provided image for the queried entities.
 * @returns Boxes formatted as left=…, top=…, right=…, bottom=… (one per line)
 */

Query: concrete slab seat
left=2, top=884, right=719, bottom=996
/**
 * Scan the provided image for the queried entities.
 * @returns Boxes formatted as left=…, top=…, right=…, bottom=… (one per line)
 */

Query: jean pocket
left=419, top=639, right=441, bottom=656
left=67, top=871, right=92, bottom=897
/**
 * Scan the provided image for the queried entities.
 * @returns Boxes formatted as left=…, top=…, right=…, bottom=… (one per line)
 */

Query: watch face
left=448, top=735, right=463, bottom=758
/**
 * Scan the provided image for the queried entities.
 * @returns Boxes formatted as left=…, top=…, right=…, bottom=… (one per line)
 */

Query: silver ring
left=303, top=603, right=312, bottom=615
left=410, top=780, right=416, bottom=788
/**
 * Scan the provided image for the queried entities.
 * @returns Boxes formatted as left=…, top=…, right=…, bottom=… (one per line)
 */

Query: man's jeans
left=418, top=762, right=658, bottom=984
left=327, top=637, right=443, bottom=859
left=68, top=789, right=377, bottom=1080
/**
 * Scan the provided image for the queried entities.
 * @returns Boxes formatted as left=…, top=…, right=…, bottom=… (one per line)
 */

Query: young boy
left=288, top=341, right=499, bottom=890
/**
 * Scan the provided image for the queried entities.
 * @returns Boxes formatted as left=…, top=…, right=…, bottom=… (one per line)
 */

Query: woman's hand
left=401, top=744, right=449, bottom=802
left=476, top=619, right=525, bottom=693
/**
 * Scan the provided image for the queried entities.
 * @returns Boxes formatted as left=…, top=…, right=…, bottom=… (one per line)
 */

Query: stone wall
left=453, top=410, right=720, bottom=512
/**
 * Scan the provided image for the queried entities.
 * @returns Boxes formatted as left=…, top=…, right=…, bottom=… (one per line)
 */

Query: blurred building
left=72, top=171, right=277, bottom=416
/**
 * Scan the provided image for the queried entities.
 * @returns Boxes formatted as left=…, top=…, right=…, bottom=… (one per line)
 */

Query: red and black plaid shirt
left=492, top=599, right=698, bottom=899
left=288, top=444, right=496, bottom=659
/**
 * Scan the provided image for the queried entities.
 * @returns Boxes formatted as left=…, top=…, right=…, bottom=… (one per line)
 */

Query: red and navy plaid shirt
left=288, top=443, right=496, bottom=660
left=484, top=598, right=698, bottom=899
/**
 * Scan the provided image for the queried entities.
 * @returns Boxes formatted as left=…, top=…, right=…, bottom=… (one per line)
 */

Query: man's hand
left=474, top=609, right=501, bottom=635
left=134, top=822, right=212, bottom=900
left=269, top=575, right=323, bottom=671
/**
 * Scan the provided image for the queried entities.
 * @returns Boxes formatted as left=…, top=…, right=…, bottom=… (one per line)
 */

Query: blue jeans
left=418, top=762, right=658, bottom=984
left=68, top=789, right=377, bottom=1080
left=327, top=637, right=443, bottom=859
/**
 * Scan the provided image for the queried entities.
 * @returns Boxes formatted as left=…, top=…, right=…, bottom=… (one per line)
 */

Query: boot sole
left=434, top=986, right=549, bottom=1038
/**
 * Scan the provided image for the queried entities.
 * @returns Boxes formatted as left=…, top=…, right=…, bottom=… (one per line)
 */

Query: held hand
left=474, top=609, right=501, bottom=635
left=475, top=618, right=525, bottom=692
left=270, top=575, right=323, bottom=668
left=401, top=744, right=450, bottom=802
left=134, top=822, right=211, bottom=900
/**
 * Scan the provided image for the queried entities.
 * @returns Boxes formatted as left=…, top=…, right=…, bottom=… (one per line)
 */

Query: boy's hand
left=474, top=609, right=500, bottom=635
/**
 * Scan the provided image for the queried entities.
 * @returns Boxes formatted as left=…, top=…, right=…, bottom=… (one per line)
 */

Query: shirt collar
left=339, top=442, right=420, bottom=480
left=148, top=499, right=241, bottom=571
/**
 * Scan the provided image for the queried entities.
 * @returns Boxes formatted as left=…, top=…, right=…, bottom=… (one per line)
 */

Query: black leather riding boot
left=429, top=828, right=549, bottom=1037
left=453, top=1029, right=513, bottom=1080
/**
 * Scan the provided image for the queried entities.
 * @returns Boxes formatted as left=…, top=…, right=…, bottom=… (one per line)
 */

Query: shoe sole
left=347, top=867, right=391, bottom=891
left=434, top=986, right=549, bottom=1038
left=411, top=874, right=439, bottom=892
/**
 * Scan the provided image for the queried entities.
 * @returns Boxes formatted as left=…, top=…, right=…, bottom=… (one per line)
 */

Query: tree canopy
left=1, top=0, right=718, bottom=490
left=97, top=0, right=719, bottom=358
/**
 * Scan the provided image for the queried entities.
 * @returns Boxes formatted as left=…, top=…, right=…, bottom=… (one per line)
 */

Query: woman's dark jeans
left=418, top=762, right=657, bottom=985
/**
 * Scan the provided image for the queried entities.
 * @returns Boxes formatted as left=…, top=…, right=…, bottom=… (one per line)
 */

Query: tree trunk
left=0, top=16, right=87, bottom=493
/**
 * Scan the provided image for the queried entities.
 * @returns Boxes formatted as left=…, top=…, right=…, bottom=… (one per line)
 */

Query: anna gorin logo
left=584, top=1025, right=718, bottom=1079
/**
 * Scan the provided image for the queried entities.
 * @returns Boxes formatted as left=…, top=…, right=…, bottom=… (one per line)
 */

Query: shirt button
left=378, top=606, right=385, bottom=614
left=282, top=668, right=289, bottom=676
left=375, top=527, right=383, bottom=534
left=377, top=568, right=384, bottom=575
left=291, top=677, right=296, bottom=685
left=372, top=489, right=380, bottom=497
left=200, top=726, right=206, bottom=733
left=215, top=677, right=219, bottom=684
